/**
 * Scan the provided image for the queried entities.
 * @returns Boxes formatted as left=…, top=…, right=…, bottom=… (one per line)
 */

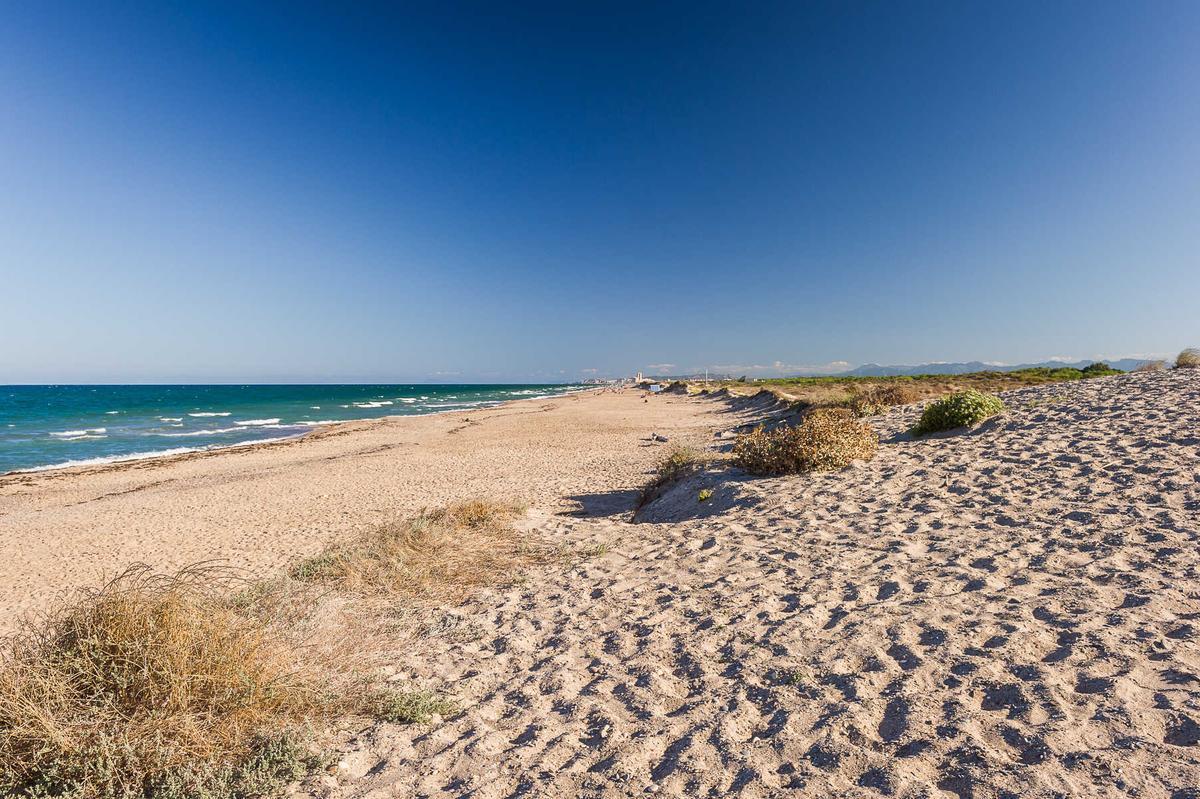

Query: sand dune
left=313, top=371, right=1200, bottom=798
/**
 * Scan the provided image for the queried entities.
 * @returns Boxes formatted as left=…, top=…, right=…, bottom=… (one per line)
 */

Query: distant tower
left=635, top=371, right=643, bottom=382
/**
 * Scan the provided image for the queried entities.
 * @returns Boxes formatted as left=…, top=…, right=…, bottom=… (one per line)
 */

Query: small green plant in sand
left=370, top=689, right=457, bottom=725
left=0, top=565, right=333, bottom=799
left=733, top=409, right=878, bottom=476
left=1175, top=348, right=1200, bottom=369
left=911, top=389, right=1005, bottom=436
left=637, top=446, right=708, bottom=509
left=290, top=500, right=543, bottom=599
left=698, top=488, right=714, bottom=503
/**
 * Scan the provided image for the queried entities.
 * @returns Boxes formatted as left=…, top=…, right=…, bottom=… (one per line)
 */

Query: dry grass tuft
left=1175, top=348, right=1200, bottom=369
left=1133, top=360, right=1167, bottom=372
left=290, top=500, right=542, bottom=600
left=0, top=565, right=330, bottom=798
left=733, top=409, right=877, bottom=476
left=849, top=384, right=919, bottom=416
left=637, top=446, right=708, bottom=510
left=0, top=501, right=546, bottom=797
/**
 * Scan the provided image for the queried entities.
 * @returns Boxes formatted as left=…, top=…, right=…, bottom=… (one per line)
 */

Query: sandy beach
left=0, top=389, right=731, bottom=627
left=4, top=371, right=1200, bottom=797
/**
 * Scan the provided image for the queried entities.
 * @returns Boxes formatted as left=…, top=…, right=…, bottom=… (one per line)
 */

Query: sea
left=0, top=384, right=588, bottom=474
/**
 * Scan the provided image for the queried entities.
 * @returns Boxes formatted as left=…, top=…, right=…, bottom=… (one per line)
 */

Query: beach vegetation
left=1133, top=360, right=1167, bottom=372
left=849, top=384, right=919, bottom=416
left=1174, top=348, right=1200, bottom=369
left=698, top=488, right=713, bottom=502
left=733, top=409, right=877, bottom=475
left=684, top=365, right=1121, bottom=418
left=911, top=390, right=1005, bottom=436
left=370, top=689, right=457, bottom=725
left=1, top=499, right=549, bottom=798
left=289, top=500, right=542, bottom=599
left=637, top=446, right=708, bottom=510
left=0, top=565, right=332, bottom=799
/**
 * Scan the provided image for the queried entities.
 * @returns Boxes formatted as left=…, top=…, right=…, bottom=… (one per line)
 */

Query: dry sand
left=4, top=371, right=1200, bottom=797
left=0, top=390, right=724, bottom=627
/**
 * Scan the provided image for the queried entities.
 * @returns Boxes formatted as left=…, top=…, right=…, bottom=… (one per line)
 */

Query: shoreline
left=0, top=386, right=723, bottom=628
left=1, top=386, right=599, bottom=480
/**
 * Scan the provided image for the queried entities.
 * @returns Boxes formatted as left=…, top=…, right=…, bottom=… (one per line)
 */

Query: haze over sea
left=0, top=384, right=585, bottom=474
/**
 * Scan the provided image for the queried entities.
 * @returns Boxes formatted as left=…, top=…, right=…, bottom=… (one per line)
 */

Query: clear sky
left=2, top=2, right=1198, bottom=382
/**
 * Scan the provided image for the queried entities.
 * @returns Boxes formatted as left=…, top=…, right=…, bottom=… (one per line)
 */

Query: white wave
left=298, top=420, right=339, bottom=426
left=398, top=398, right=417, bottom=403
left=50, top=428, right=106, bottom=438
left=151, top=427, right=242, bottom=437
left=160, top=417, right=183, bottom=422
left=354, top=401, right=393, bottom=408
left=234, top=418, right=281, bottom=427
left=105, top=410, right=120, bottom=415
left=310, top=406, right=321, bottom=409
left=13, top=435, right=305, bottom=474
left=188, top=412, right=231, bottom=417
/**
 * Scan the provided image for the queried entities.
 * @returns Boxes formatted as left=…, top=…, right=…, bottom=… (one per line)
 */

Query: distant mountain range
left=834, top=358, right=1151, bottom=378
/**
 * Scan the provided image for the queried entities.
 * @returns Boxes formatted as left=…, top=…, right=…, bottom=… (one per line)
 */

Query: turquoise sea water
left=0, top=384, right=586, bottom=474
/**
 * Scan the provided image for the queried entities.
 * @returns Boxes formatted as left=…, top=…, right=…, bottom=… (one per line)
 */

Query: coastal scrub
left=911, top=390, right=1005, bottom=436
left=849, top=384, right=919, bottom=417
left=637, top=446, right=708, bottom=510
left=733, top=409, right=877, bottom=475
left=1175, top=348, right=1200, bottom=369
left=0, top=566, right=331, bottom=799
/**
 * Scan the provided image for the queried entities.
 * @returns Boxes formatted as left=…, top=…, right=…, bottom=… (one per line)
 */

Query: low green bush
left=911, top=390, right=1005, bottom=436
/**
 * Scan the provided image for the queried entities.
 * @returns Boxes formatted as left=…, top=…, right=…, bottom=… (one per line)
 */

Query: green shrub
left=911, top=390, right=1005, bottom=436
left=733, top=409, right=877, bottom=475
left=371, top=689, right=457, bottom=724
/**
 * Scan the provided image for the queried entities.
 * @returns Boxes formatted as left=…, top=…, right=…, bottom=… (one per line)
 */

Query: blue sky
left=2, top=1, right=1198, bottom=382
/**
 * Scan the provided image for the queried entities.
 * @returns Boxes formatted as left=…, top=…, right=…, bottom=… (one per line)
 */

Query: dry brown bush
left=1134, top=360, right=1168, bottom=372
left=849, top=384, right=920, bottom=416
left=733, top=409, right=877, bottom=475
left=1175, top=348, right=1200, bottom=369
left=2, top=501, right=544, bottom=797
left=0, top=565, right=332, bottom=798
